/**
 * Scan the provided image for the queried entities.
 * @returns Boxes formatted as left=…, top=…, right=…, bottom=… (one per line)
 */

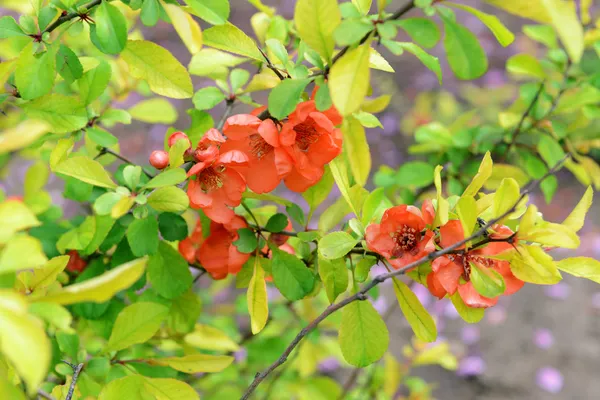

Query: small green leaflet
left=271, top=247, right=315, bottom=301
left=105, top=302, right=169, bottom=352
left=55, top=156, right=117, bottom=189
left=469, top=263, right=506, bottom=298
left=90, top=0, right=128, bottom=54
left=268, top=79, right=312, bottom=119
left=318, top=231, right=358, bottom=259
left=392, top=278, right=437, bottom=342
left=247, top=257, right=268, bottom=334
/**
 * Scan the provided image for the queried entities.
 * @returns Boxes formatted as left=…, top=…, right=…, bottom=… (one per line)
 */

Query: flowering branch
left=62, top=361, right=84, bottom=400
left=239, top=155, right=569, bottom=399
left=44, top=0, right=103, bottom=34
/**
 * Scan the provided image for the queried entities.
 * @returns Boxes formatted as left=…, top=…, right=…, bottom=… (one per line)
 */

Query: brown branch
left=216, top=98, right=236, bottom=131
left=95, top=147, right=154, bottom=179
left=257, top=47, right=286, bottom=81
left=62, top=361, right=84, bottom=400
left=44, top=0, right=103, bottom=33
left=239, top=155, right=568, bottom=399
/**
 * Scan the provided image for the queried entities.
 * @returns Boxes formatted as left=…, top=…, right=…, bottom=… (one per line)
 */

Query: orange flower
left=365, top=204, right=435, bottom=269
left=187, top=129, right=248, bottom=223
left=427, top=220, right=524, bottom=308
left=196, top=215, right=251, bottom=280
left=279, top=100, right=343, bottom=192
left=221, top=115, right=293, bottom=193
left=178, top=220, right=204, bottom=264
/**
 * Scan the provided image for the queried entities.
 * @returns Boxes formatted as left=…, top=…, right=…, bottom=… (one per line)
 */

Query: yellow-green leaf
left=0, top=120, right=50, bottom=155
left=99, top=376, right=147, bottom=400
left=147, top=186, right=190, bottom=212
left=562, top=186, right=593, bottom=233
left=342, top=116, right=371, bottom=187
left=0, top=199, right=40, bottom=244
left=184, top=324, right=240, bottom=352
left=129, top=98, right=178, bottom=124
left=0, top=235, right=47, bottom=272
left=433, top=165, right=449, bottom=226
left=33, top=258, right=147, bottom=305
left=247, top=257, right=268, bottom=334
left=506, top=53, right=545, bottom=79
left=329, top=156, right=359, bottom=216
left=484, top=163, right=530, bottom=189
left=556, top=257, right=600, bottom=284
left=163, top=3, right=203, bottom=55
left=122, top=40, right=193, bottom=98
left=456, top=195, right=477, bottom=237
left=15, top=42, right=56, bottom=100
left=106, top=302, right=169, bottom=352
left=446, top=2, right=514, bottom=47
left=143, top=377, right=199, bottom=400
left=508, top=245, right=562, bottom=284
left=294, top=0, right=341, bottom=63
left=49, top=137, right=75, bottom=170
left=450, top=292, right=484, bottom=323
left=520, top=222, right=580, bottom=249
left=492, top=178, right=520, bottom=219
left=463, top=151, right=492, bottom=196
left=318, top=231, right=358, bottom=259
left=203, top=23, right=263, bottom=61
left=55, top=156, right=118, bottom=189
left=22, top=94, right=87, bottom=134
left=339, top=300, right=389, bottom=367
left=0, top=291, right=50, bottom=393
left=19, top=255, right=69, bottom=291
left=150, top=354, right=234, bottom=373
left=318, top=256, right=348, bottom=303
left=329, top=42, right=371, bottom=116
left=392, top=278, right=437, bottom=342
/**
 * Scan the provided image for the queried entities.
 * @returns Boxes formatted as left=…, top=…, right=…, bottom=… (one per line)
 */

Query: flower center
left=249, top=134, right=274, bottom=159
left=447, top=254, right=495, bottom=281
left=390, top=225, right=421, bottom=258
left=294, top=121, right=320, bottom=151
left=198, top=166, right=224, bottom=192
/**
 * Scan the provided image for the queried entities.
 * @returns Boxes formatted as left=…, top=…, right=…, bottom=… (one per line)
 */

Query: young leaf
left=127, top=217, right=159, bottom=256
left=392, top=278, right=437, bottom=342
left=396, top=161, right=435, bottom=188
left=150, top=354, right=234, bottom=373
left=302, top=165, right=334, bottom=212
left=462, top=152, right=492, bottom=197
left=143, top=169, right=187, bottom=189
left=470, top=263, right=506, bottom=298
left=456, top=195, right=477, bottom=237
left=79, top=61, right=112, bottom=105
left=445, top=2, right=514, bottom=47
left=329, top=42, right=371, bottom=116
left=318, top=256, right=348, bottom=303
left=294, top=0, right=341, bottom=62
left=247, top=257, right=268, bottom=334
left=556, top=257, right=600, bottom=284
left=506, top=54, right=545, bottom=80
left=508, top=245, right=562, bottom=284
left=140, top=0, right=160, bottom=26
left=492, top=178, right=520, bottom=219
left=193, top=86, right=226, bottom=111
left=106, top=302, right=169, bottom=352
left=147, top=241, right=193, bottom=299
left=271, top=247, right=315, bottom=301
left=318, top=231, right=358, bottom=259
left=90, top=0, right=128, bottom=54
left=339, top=300, right=389, bottom=367
left=562, top=186, right=593, bottom=233
left=130, top=98, right=178, bottom=124
left=203, top=23, right=263, bottom=61
left=33, top=258, right=147, bottom=305
left=0, top=16, right=25, bottom=38
left=55, top=156, right=117, bottom=189
left=122, top=40, right=194, bottom=99
left=147, top=186, right=190, bottom=212
left=440, top=10, right=488, bottom=80
left=56, top=45, right=83, bottom=83
left=342, top=116, right=371, bottom=187
left=268, top=78, right=312, bottom=119
left=163, top=3, right=203, bottom=54
left=15, top=42, right=56, bottom=100
left=394, top=18, right=440, bottom=49
left=185, top=0, right=230, bottom=25
left=22, top=94, right=87, bottom=134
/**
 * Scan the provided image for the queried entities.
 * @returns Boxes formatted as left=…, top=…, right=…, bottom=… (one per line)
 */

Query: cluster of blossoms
left=366, top=204, right=523, bottom=308
left=153, top=98, right=339, bottom=278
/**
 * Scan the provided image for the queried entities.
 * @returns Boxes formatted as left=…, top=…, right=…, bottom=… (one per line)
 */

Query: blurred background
left=2, top=1, right=600, bottom=398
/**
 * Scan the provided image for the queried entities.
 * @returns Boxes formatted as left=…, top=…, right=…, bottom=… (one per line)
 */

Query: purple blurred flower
left=591, top=292, right=600, bottom=309
left=371, top=295, right=388, bottom=315
left=534, top=328, right=554, bottom=349
left=234, top=347, right=248, bottom=363
left=318, top=357, right=340, bottom=373
left=266, top=286, right=281, bottom=301
left=412, top=284, right=432, bottom=308
left=536, top=367, right=564, bottom=394
left=461, top=326, right=480, bottom=345
left=544, top=282, right=571, bottom=300
left=381, top=113, right=399, bottom=136
left=457, top=355, right=486, bottom=377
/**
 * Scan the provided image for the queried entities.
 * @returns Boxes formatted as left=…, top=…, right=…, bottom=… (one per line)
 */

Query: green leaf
left=99, top=376, right=148, bottom=400
left=445, top=2, right=514, bottom=47
left=247, top=257, right=268, bottom=334
left=233, top=228, right=258, bottom=253
left=562, top=186, right=593, bottom=233
left=462, top=152, right=492, bottom=197
left=484, top=163, right=530, bottom=189
left=158, top=213, right=188, bottom=241
left=20, top=255, right=69, bottom=291
left=79, top=61, right=112, bottom=105
left=147, top=186, right=190, bottom=212
left=167, top=289, right=202, bottom=334
left=352, top=0, right=372, bottom=14
left=440, top=10, right=488, bottom=80
left=265, top=213, right=289, bottom=233
left=34, top=258, right=147, bottom=305
left=193, top=86, right=225, bottom=111
left=87, top=127, right=118, bottom=148
left=56, top=331, right=79, bottom=362
left=523, top=24, right=557, bottom=48
left=142, top=377, right=199, bottom=400
left=392, top=278, right=437, bottom=342
left=140, top=0, right=160, bottom=26
left=286, top=203, right=305, bottom=226
left=556, top=257, right=600, bottom=284
left=55, top=156, right=117, bottom=189
left=470, top=263, right=506, bottom=298
left=15, top=42, right=56, bottom=100
left=163, top=3, right=203, bottom=55
left=339, top=300, right=389, bottom=367
left=342, top=116, right=371, bottom=187
left=396, top=161, right=435, bottom=188
left=506, top=54, right=545, bottom=79
left=537, top=135, right=565, bottom=168
left=450, top=292, right=484, bottom=323
left=127, top=217, right=159, bottom=256
left=329, top=42, right=371, bottom=116
left=129, top=98, right=178, bottom=124
left=394, top=42, right=441, bottom=84
left=168, top=136, right=192, bottom=168
left=456, top=195, right=477, bottom=237
left=394, top=18, right=440, bottom=49
left=150, top=354, right=234, bottom=373
left=492, top=178, right=520, bottom=219
left=56, top=45, right=83, bottom=83
left=508, top=245, right=562, bottom=284
left=329, top=157, right=359, bottom=216
left=203, top=23, right=263, bottom=61
left=0, top=235, right=47, bottom=272
left=106, top=302, right=169, bottom=352
left=302, top=165, right=333, bottom=211
left=83, top=215, right=116, bottom=256
left=0, top=292, right=51, bottom=392
left=143, top=169, right=187, bottom=189
left=189, top=48, right=247, bottom=77
left=318, top=256, right=348, bottom=303
left=0, top=16, right=25, bottom=38
left=315, top=84, right=332, bottom=111
left=333, top=19, right=373, bottom=46
left=318, top=231, right=358, bottom=259
left=23, top=94, right=87, bottom=134
left=90, top=0, right=128, bottom=54
left=184, top=324, right=239, bottom=352
left=361, top=187, right=392, bottom=226
left=147, top=241, right=193, bottom=299
left=268, top=78, right=312, bottom=119
left=271, top=247, right=315, bottom=301
left=185, top=0, right=230, bottom=25
left=121, top=40, right=193, bottom=98
left=294, top=0, right=341, bottom=62
left=0, top=197, right=40, bottom=244
left=520, top=222, right=579, bottom=249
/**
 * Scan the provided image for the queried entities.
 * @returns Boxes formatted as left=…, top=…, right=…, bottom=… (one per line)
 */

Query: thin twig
left=37, top=389, right=56, bottom=400
left=257, top=47, right=286, bottom=81
left=239, top=156, right=568, bottom=399
left=44, top=0, right=103, bottom=33
left=217, top=99, right=236, bottom=131
left=95, top=147, right=154, bottom=179
left=62, top=361, right=84, bottom=400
